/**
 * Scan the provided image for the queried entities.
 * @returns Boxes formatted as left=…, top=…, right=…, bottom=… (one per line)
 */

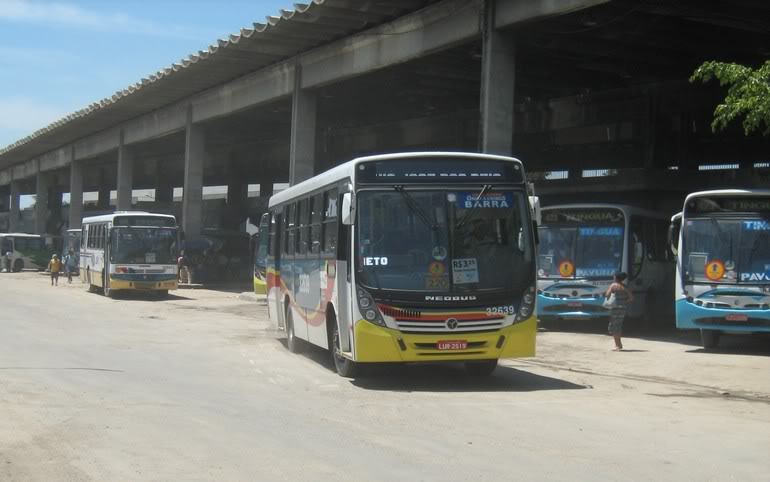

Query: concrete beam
left=12, top=159, right=38, bottom=182
left=69, top=157, right=83, bottom=230
left=0, top=169, right=10, bottom=186
left=193, top=63, right=294, bottom=123
left=182, top=106, right=204, bottom=239
left=39, top=146, right=73, bottom=173
left=495, top=0, right=611, bottom=28
left=301, top=0, right=482, bottom=89
left=116, top=131, right=134, bottom=211
left=123, top=102, right=188, bottom=145
left=74, top=128, right=119, bottom=161
left=289, top=65, right=317, bottom=185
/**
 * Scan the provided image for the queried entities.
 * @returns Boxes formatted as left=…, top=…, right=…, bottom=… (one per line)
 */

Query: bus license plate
left=567, top=302, right=582, bottom=308
left=437, top=340, right=468, bottom=350
left=726, top=314, right=748, bottom=322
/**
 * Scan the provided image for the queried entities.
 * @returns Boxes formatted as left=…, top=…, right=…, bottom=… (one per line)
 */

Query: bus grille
left=395, top=318, right=505, bottom=334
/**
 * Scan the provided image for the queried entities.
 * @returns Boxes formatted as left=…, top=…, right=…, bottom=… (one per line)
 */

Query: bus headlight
left=515, top=285, right=536, bottom=323
left=356, top=287, right=385, bottom=326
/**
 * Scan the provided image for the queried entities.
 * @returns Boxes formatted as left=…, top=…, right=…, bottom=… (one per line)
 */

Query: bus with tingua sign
left=669, top=190, right=770, bottom=349
left=265, top=152, right=538, bottom=377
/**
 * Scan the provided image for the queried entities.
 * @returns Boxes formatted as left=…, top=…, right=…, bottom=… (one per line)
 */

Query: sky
left=0, top=0, right=292, bottom=149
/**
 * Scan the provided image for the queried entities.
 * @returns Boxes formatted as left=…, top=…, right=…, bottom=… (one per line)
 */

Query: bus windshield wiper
left=394, top=186, right=438, bottom=231
left=456, top=184, right=492, bottom=228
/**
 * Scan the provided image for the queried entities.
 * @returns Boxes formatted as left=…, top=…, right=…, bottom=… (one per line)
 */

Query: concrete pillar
left=183, top=106, right=204, bottom=239
left=34, top=171, right=50, bottom=235
left=9, top=181, right=20, bottom=232
left=289, top=65, right=317, bottom=185
left=259, top=181, right=274, bottom=198
left=97, top=169, right=111, bottom=209
left=117, top=131, right=134, bottom=211
left=69, top=159, right=83, bottom=230
left=226, top=175, right=248, bottom=231
left=48, top=183, right=64, bottom=234
left=479, top=0, right=515, bottom=156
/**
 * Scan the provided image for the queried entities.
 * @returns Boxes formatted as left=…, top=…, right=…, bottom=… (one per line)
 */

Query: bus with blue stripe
left=537, top=204, right=673, bottom=327
left=669, top=190, right=770, bottom=349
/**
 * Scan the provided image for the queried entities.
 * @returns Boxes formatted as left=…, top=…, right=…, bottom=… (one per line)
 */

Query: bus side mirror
left=341, top=193, right=355, bottom=225
left=668, top=219, right=681, bottom=257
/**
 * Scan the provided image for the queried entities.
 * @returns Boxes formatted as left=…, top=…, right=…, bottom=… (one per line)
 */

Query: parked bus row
left=251, top=155, right=769, bottom=371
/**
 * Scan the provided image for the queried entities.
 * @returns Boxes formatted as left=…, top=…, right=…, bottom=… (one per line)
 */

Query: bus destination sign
left=688, top=197, right=770, bottom=214
left=542, top=209, right=624, bottom=225
left=113, top=216, right=176, bottom=228
left=357, top=158, right=524, bottom=184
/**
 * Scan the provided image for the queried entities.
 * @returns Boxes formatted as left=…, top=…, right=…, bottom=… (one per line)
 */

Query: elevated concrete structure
left=1, top=0, right=769, bottom=235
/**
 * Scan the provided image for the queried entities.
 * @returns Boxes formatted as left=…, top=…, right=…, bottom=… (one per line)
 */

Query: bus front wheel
left=285, top=308, right=304, bottom=354
left=12, top=259, right=23, bottom=272
left=701, top=329, right=721, bottom=350
left=464, top=359, right=498, bottom=376
left=330, top=316, right=357, bottom=378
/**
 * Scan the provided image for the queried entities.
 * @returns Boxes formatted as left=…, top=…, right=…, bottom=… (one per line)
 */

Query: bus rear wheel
left=330, top=317, right=357, bottom=378
left=285, top=309, right=304, bottom=354
left=86, top=269, right=97, bottom=293
left=464, top=359, right=498, bottom=376
left=701, top=329, right=721, bottom=350
left=12, top=259, right=23, bottom=272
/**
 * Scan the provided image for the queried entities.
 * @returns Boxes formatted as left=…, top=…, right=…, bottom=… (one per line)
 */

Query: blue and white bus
left=669, top=190, right=770, bottom=349
left=537, top=204, right=673, bottom=326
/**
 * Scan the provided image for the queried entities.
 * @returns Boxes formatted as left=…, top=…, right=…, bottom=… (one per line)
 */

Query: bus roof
left=81, top=211, right=177, bottom=224
left=683, top=189, right=770, bottom=205
left=541, top=203, right=668, bottom=220
left=269, top=151, right=523, bottom=208
left=0, top=233, right=42, bottom=238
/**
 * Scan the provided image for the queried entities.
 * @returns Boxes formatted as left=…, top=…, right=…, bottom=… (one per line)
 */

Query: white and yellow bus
left=80, top=212, right=179, bottom=297
left=265, top=152, right=538, bottom=377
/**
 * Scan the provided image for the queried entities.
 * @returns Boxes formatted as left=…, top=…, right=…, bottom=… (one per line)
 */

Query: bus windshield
left=356, top=189, right=533, bottom=293
left=684, top=216, right=770, bottom=284
left=538, top=213, right=625, bottom=279
left=111, top=228, right=177, bottom=265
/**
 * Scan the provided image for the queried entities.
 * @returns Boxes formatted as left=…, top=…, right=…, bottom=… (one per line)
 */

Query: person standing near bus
left=4, top=251, right=10, bottom=273
left=605, top=272, right=634, bottom=351
left=48, top=254, right=62, bottom=286
left=64, top=250, right=76, bottom=283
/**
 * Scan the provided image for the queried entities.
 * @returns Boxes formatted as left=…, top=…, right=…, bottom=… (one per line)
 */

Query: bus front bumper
left=108, top=278, right=178, bottom=291
left=537, top=294, right=609, bottom=321
left=353, top=317, right=536, bottom=363
left=675, top=299, right=770, bottom=332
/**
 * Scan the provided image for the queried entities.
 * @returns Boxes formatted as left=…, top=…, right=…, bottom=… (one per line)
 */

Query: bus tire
left=464, top=359, right=498, bottom=376
left=285, top=308, right=304, bottom=354
left=328, top=312, right=357, bottom=378
left=156, top=290, right=169, bottom=299
left=12, top=259, right=23, bottom=272
left=701, top=329, right=721, bottom=350
left=86, top=269, right=97, bottom=293
left=104, top=286, right=114, bottom=298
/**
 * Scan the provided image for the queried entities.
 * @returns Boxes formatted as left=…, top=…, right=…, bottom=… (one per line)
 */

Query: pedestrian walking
left=48, top=254, right=62, bottom=286
left=177, top=250, right=187, bottom=283
left=4, top=251, right=11, bottom=273
left=604, top=272, right=634, bottom=351
left=64, top=250, right=76, bottom=283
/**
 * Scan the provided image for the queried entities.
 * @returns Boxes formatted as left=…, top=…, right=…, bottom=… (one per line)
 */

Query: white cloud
left=0, top=0, right=200, bottom=39
left=0, top=97, right=68, bottom=145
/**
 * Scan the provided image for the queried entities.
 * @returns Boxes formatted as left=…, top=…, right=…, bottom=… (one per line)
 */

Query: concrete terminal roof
left=0, top=0, right=435, bottom=168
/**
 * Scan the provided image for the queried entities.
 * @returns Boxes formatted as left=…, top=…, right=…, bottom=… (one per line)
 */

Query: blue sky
left=0, top=0, right=291, bottom=149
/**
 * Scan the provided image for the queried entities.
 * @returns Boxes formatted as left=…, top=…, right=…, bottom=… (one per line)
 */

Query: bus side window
left=268, top=211, right=276, bottom=257
left=285, top=203, right=296, bottom=257
left=310, top=193, right=322, bottom=255
left=298, top=198, right=309, bottom=255
left=629, top=216, right=644, bottom=279
left=322, top=188, right=338, bottom=256
left=2, top=238, right=12, bottom=255
left=644, top=219, right=658, bottom=261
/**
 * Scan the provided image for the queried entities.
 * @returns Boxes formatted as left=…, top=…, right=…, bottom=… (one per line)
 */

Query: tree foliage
left=690, top=61, right=770, bottom=136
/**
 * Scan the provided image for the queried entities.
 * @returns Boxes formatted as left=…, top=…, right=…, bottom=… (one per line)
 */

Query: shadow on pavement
left=281, top=340, right=588, bottom=392
left=685, top=335, right=770, bottom=357
left=350, top=363, right=589, bottom=393
left=106, top=291, right=194, bottom=302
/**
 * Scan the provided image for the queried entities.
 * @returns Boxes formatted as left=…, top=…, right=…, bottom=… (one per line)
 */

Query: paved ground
left=1, top=272, right=768, bottom=481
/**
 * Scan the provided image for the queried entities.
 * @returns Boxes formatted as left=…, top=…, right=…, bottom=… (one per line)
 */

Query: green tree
left=690, top=60, right=770, bottom=136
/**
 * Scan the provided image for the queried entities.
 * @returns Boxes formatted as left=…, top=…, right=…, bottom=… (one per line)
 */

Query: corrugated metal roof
left=0, top=0, right=433, bottom=169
